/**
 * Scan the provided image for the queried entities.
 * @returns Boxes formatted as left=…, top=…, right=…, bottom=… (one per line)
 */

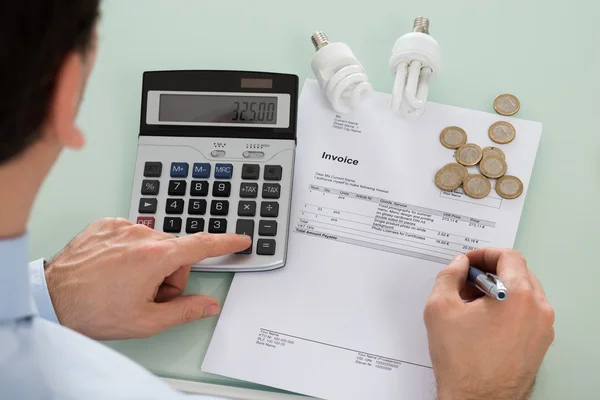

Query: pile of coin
left=435, top=94, right=524, bottom=200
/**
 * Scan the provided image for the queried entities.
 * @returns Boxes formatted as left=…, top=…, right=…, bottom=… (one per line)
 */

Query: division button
left=260, top=202, right=279, bottom=218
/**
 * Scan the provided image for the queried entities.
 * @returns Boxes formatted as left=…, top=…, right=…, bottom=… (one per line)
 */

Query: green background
left=28, top=0, right=599, bottom=398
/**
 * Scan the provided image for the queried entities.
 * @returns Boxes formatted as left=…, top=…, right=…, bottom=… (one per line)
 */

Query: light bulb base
left=311, top=32, right=330, bottom=51
left=413, top=17, right=430, bottom=35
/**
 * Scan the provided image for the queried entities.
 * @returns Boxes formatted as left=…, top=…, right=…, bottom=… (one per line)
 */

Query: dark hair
left=0, top=0, right=100, bottom=164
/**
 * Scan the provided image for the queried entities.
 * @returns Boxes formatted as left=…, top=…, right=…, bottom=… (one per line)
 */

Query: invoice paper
left=202, top=79, right=543, bottom=400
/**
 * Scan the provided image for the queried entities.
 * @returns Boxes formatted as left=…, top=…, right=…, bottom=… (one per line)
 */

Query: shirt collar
left=0, top=233, right=36, bottom=321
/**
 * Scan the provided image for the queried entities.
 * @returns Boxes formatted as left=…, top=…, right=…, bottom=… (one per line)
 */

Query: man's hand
left=424, top=249, right=555, bottom=400
left=44, top=218, right=251, bottom=340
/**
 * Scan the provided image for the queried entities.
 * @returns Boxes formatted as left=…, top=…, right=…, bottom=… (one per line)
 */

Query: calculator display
left=159, top=94, right=278, bottom=125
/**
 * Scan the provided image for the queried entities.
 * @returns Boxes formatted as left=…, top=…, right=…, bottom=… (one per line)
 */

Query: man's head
left=0, top=0, right=100, bottom=165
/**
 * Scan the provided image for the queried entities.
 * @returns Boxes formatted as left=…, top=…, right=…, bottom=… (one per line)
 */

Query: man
left=0, top=1, right=555, bottom=399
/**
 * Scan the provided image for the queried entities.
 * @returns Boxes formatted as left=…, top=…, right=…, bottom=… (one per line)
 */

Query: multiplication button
left=240, top=183, right=259, bottom=198
left=238, top=201, right=256, bottom=217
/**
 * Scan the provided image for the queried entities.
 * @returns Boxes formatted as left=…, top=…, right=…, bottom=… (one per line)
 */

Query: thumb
left=430, top=254, right=470, bottom=302
left=153, top=295, right=221, bottom=330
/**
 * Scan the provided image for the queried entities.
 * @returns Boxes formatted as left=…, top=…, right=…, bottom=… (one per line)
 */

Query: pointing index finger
left=164, top=233, right=252, bottom=270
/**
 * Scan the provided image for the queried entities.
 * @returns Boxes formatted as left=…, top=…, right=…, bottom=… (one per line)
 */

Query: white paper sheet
left=202, top=79, right=543, bottom=400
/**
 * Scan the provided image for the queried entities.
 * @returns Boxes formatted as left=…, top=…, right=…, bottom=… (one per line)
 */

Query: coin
left=435, top=166, right=463, bottom=191
left=456, top=144, right=483, bottom=166
left=445, top=163, right=468, bottom=181
left=463, top=174, right=492, bottom=199
left=440, top=126, right=467, bottom=149
left=496, top=175, right=524, bottom=199
left=493, top=94, right=520, bottom=116
left=482, top=146, right=506, bottom=160
left=479, top=156, right=507, bottom=179
left=488, top=121, right=516, bottom=144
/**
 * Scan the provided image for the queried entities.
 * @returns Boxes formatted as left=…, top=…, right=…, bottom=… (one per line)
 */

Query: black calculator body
left=128, top=70, right=298, bottom=272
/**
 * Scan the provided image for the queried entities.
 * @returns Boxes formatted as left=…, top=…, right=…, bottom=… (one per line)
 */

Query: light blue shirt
left=0, top=234, right=224, bottom=399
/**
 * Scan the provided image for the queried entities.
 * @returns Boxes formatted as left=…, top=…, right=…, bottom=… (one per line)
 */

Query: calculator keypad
left=136, top=159, right=286, bottom=258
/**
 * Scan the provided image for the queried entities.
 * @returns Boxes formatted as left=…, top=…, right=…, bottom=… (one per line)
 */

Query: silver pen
left=467, top=266, right=508, bottom=301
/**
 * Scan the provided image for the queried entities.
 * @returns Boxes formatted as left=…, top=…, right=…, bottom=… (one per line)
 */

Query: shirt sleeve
left=28, top=258, right=60, bottom=324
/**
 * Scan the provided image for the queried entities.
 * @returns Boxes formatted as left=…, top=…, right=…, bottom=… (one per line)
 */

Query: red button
left=136, top=216, right=155, bottom=229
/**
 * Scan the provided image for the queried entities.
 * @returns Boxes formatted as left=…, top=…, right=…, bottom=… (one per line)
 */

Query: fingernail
left=451, top=254, right=465, bottom=263
left=203, top=304, right=220, bottom=318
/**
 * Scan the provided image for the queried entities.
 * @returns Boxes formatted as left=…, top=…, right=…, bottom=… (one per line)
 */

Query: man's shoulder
left=0, top=318, right=187, bottom=399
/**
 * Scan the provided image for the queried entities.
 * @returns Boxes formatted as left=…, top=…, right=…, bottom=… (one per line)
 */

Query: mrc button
left=215, top=164, right=233, bottom=179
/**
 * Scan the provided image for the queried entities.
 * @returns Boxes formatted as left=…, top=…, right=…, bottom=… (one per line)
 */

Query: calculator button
left=139, top=198, right=157, bottom=214
left=210, top=200, right=229, bottom=216
left=208, top=218, right=227, bottom=234
left=168, top=180, right=187, bottom=196
left=163, top=217, right=182, bottom=233
left=190, top=180, right=209, bottom=197
left=215, top=164, right=233, bottom=179
left=242, top=164, right=260, bottom=180
left=262, top=183, right=281, bottom=199
left=260, top=202, right=279, bottom=218
left=240, top=183, right=259, bottom=198
left=136, top=216, right=155, bottom=229
left=257, top=239, right=276, bottom=256
left=213, top=181, right=231, bottom=197
left=235, top=220, right=255, bottom=255
left=238, top=201, right=256, bottom=217
left=192, top=163, right=211, bottom=179
left=141, top=180, right=160, bottom=195
left=264, top=165, right=282, bottom=181
left=165, top=199, right=185, bottom=214
left=144, top=162, right=162, bottom=178
left=258, top=220, right=278, bottom=236
left=188, top=199, right=207, bottom=215
left=170, top=162, right=189, bottom=178
left=186, top=218, right=205, bottom=234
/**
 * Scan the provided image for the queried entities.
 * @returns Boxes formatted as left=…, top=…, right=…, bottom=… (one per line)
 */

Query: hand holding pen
left=423, top=249, right=555, bottom=400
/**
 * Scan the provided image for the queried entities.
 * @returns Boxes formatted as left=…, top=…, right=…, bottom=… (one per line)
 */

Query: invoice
left=202, top=79, right=543, bottom=400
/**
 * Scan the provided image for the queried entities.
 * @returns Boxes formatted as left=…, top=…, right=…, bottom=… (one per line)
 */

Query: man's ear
left=45, top=51, right=87, bottom=150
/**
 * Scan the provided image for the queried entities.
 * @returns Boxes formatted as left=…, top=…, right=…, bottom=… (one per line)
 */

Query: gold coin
left=440, top=126, right=467, bottom=149
left=456, top=144, right=483, bottom=166
left=496, top=175, right=524, bottom=199
left=488, top=121, right=516, bottom=144
left=445, top=163, right=468, bottom=181
left=479, top=156, right=507, bottom=179
left=493, top=94, right=520, bottom=116
left=482, top=146, right=506, bottom=160
left=435, top=166, right=463, bottom=191
left=463, top=174, right=492, bottom=199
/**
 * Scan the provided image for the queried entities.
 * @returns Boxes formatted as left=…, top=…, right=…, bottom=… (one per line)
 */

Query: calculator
left=127, top=70, right=299, bottom=272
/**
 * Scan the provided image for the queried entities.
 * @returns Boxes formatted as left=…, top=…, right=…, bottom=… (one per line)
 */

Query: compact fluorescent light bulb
left=389, top=17, right=441, bottom=120
left=311, top=32, right=373, bottom=114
